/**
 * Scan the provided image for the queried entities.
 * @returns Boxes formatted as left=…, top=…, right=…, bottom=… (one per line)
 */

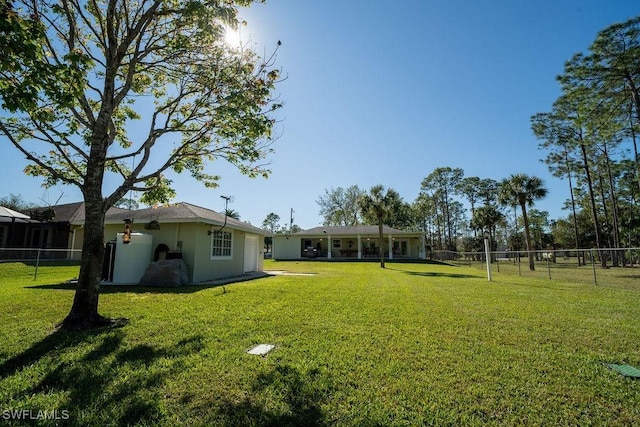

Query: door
left=244, top=234, right=259, bottom=273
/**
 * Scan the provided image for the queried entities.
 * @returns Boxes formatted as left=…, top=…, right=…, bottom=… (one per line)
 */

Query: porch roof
left=293, top=226, right=421, bottom=237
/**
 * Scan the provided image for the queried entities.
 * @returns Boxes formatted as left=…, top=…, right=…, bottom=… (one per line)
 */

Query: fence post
left=591, top=249, right=597, bottom=285
left=483, top=236, right=492, bottom=281
left=34, top=248, right=41, bottom=280
left=547, top=255, right=551, bottom=279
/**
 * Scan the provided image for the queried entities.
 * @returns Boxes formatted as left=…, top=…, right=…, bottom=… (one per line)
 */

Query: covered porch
left=274, top=226, right=425, bottom=261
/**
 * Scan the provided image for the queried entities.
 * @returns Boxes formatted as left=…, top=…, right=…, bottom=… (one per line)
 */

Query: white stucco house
left=102, top=202, right=265, bottom=283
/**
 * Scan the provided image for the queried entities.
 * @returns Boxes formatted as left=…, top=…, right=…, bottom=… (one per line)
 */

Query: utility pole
left=290, top=208, right=294, bottom=233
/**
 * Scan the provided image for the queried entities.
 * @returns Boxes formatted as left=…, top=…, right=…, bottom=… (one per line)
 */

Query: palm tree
left=358, top=185, right=402, bottom=268
left=498, top=174, right=548, bottom=270
left=224, top=208, right=241, bottom=220
left=470, top=205, right=506, bottom=260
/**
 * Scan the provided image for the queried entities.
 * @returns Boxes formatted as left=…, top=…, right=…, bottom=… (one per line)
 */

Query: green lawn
left=1, top=260, right=639, bottom=426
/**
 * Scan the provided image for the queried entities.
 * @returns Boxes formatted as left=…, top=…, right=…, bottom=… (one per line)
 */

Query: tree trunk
left=520, top=201, right=535, bottom=271
left=628, top=103, right=640, bottom=194
left=443, top=189, right=453, bottom=249
left=378, top=215, right=385, bottom=268
left=58, top=203, right=109, bottom=330
left=565, top=152, right=581, bottom=266
left=59, top=105, right=113, bottom=330
left=578, top=138, right=606, bottom=267
left=604, top=152, right=621, bottom=266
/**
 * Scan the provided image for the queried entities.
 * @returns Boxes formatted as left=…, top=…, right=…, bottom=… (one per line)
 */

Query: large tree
left=498, top=174, right=548, bottom=271
left=316, top=185, right=364, bottom=226
left=0, top=193, right=35, bottom=211
left=532, top=109, right=583, bottom=262
left=0, top=0, right=281, bottom=330
left=470, top=205, right=505, bottom=253
left=421, top=167, right=464, bottom=250
left=358, top=185, right=402, bottom=268
left=261, top=212, right=281, bottom=235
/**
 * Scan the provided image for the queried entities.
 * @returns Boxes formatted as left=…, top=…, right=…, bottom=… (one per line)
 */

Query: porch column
left=388, top=234, right=393, bottom=260
left=327, top=235, right=331, bottom=259
left=357, top=235, right=362, bottom=259
left=70, top=227, right=76, bottom=259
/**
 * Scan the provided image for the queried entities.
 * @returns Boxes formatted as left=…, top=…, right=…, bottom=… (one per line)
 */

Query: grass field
left=1, top=260, right=639, bottom=426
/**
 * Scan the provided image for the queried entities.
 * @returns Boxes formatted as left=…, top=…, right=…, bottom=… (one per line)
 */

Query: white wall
left=273, top=236, right=301, bottom=260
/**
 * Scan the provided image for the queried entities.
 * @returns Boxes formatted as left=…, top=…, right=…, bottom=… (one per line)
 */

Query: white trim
left=210, top=229, right=233, bottom=260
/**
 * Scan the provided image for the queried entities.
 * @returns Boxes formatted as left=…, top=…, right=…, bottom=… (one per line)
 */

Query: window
left=393, top=240, right=408, bottom=256
left=210, top=230, right=233, bottom=259
left=332, top=239, right=341, bottom=248
left=30, top=228, right=49, bottom=248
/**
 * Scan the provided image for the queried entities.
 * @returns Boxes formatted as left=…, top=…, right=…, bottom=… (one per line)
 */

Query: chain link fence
left=0, top=248, right=82, bottom=279
left=430, top=248, right=640, bottom=287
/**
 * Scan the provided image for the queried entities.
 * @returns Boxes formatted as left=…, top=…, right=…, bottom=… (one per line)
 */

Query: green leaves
left=0, top=0, right=282, bottom=208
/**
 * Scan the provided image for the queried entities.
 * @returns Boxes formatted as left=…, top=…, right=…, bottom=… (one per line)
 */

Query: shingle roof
left=104, top=202, right=264, bottom=234
left=27, top=202, right=128, bottom=223
left=294, top=225, right=420, bottom=236
left=27, top=201, right=263, bottom=234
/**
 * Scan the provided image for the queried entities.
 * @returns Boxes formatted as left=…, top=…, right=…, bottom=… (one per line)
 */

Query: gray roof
left=0, top=206, right=30, bottom=219
left=27, top=202, right=128, bottom=223
left=104, top=202, right=264, bottom=234
left=294, top=225, right=420, bottom=236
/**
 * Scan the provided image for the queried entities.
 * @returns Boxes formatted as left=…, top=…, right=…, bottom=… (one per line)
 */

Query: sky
left=1, top=0, right=638, bottom=230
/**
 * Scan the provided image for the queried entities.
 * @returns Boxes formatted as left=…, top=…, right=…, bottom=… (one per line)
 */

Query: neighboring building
left=0, top=202, right=127, bottom=257
left=273, top=226, right=425, bottom=261
left=2, top=201, right=265, bottom=283
left=0, top=206, right=31, bottom=248
left=34, top=202, right=128, bottom=259
left=103, top=202, right=265, bottom=282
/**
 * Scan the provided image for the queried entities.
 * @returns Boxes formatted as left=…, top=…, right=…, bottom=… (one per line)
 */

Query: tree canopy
left=358, top=185, right=402, bottom=268
left=317, top=185, right=364, bottom=226
left=0, top=0, right=282, bottom=330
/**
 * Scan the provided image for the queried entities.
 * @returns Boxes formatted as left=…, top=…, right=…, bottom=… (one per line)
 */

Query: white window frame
left=210, top=230, right=233, bottom=260
left=332, top=239, right=341, bottom=248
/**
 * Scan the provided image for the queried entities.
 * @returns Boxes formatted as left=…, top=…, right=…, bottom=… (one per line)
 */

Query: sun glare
left=223, top=22, right=245, bottom=47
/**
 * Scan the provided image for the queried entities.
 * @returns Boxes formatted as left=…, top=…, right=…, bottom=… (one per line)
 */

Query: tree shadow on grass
left=0, top=325, right=125, bottom=379
left=25, top=281, right=225, bottom=294
left=25, top=273, right=270, bottom=294
left=214, top=364, right=332, bottom=426
left=1, top=327, right=205, bottom=425
left=387, top=268, right=479, bottom=279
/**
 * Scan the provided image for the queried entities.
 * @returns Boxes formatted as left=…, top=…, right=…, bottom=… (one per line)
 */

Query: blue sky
left=1, top=0, right=638, bottom=229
